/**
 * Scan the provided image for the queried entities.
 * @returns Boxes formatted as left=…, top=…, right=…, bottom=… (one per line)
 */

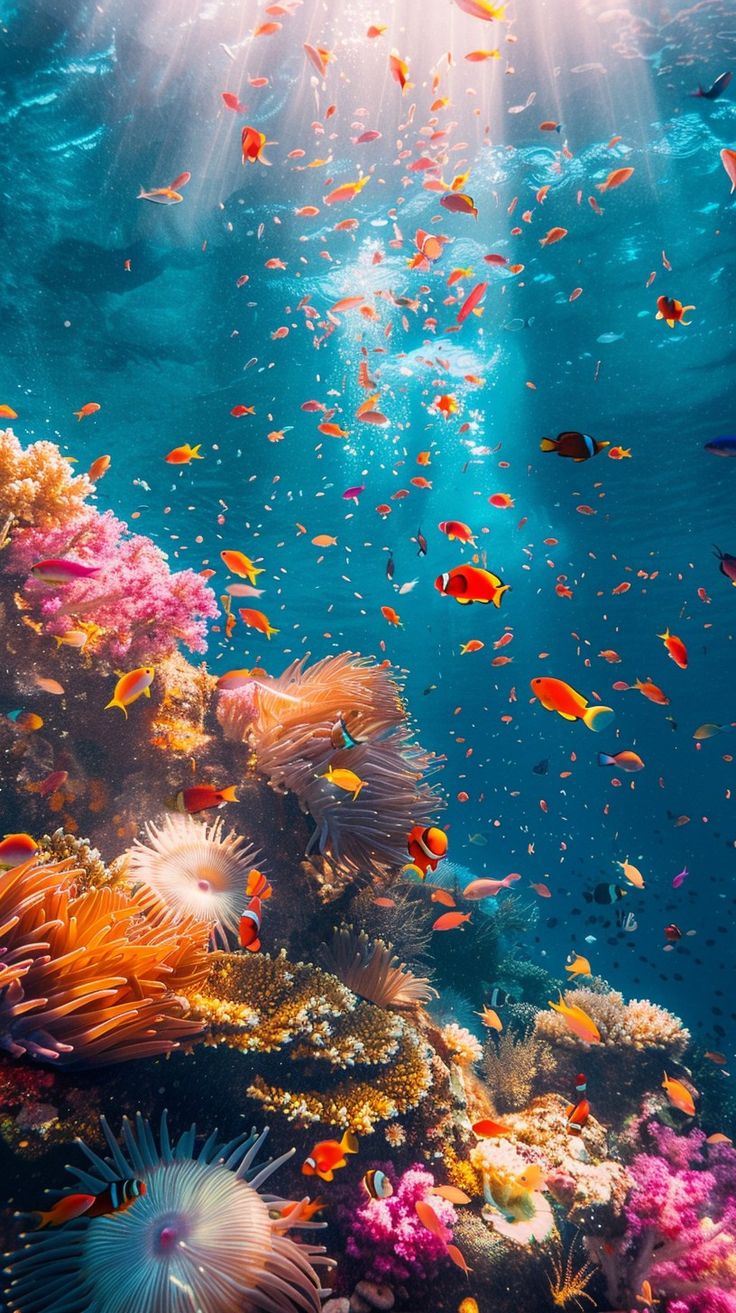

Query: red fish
left=432, top=910, right=472, bottom=931
left=242, top=126, right=272, bottom=165
left=0, top=832, right=39, bottom=868
left=35, top=1180, right=146, bottom=1228
left=407, top=825, right=448, bottom=877
left=238, top=896, right=263, bottom=952
left=658, top=628, right=688, bottom=669
left=435, top=565, right=509, bottom=607
left=173, top=784, right=238, bottom=814
left=302, top=1130, right=359, bottom=1181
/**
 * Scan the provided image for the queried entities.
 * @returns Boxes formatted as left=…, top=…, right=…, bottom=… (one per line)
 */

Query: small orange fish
left=380, top=605, right=402, bottom=627
left=0, top=832, right=39, bottom=868
left=318, top=422, right=349, bottom=438
left=430, top=889, right=456, bottom=907
left=241, top=126, right=272, bottom=165
left=608, top=446, right=632, bottom=460
left=239, top=608, right=279, bottom=639
left=166, top=443, right=203, bottom=465
left=389, top=50, right=412, bottom=93
left=74, top=402, right=100, bottom=421
left=246, top=869, right=272, bottom=899
left=173, top=784, right=239, bottom=814
left=472, top=1119, right=512, bottom=1138
left=0, top=404, right=18, bottom=419
left=662, top=1072, right=696, bottom=1116
left=539, top=226, right=568, bottom=246
left=476, top=1005, right=503, bottom=1031
left=658, top=628, right=688, bottom=669
left=302, top=1131, right=359, bottom=1181
left=460, top=640, right=484, bottom=654
left=633, top=677, right=669, bottom=705
left=432, top=910, right=472, bottom=931
left=87, top=454, right=111, bottom=480
left=105, top=667, right=155, bottom=718
left=597, top=167, right=635, bottom=192
left=415, top=1200, right=452, bottom=1242
left=220, top=550, right=263, bottom=585
left=489, top=493, right=514, bottom=508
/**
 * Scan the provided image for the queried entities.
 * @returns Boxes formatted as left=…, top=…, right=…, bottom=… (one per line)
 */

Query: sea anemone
left=7, top=1111, right=333, bottom=1313
left=128, top=814, right=261, bottom=947
left=319, top=927, right=437, bottom=1009
left=0, top=856, right=208, bottom=1065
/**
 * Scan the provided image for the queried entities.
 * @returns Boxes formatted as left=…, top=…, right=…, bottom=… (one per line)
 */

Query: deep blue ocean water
left=1, top=0, right=736, bottom=1069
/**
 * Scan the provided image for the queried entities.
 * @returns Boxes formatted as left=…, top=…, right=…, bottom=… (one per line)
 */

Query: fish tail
left=220, top=786, right=239, bottom=803
left=539, top=437, right=557, bottom=452
left=266, top=625, right=279, bottom=639
left=657, top=629, right=670, bottom=640
left=597, top=753, right=614, bottom=766
left=33, top=1209, right=54, bottom=1230
left=341, top=1130, right=359, bottom=1155
left=492, top=585, right=510, bottom=608
left=583, top=704, right=615, bottom=733
left=245, top=937, right=261, bottom=953
left=104, top=698, right=128, bottom=718
left=190, top=445, right=203, bottom=459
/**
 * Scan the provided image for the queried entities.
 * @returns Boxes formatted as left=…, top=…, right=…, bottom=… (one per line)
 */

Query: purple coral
left=342, top=1165, right=456, bottom=1283
left=589, top=1123, right=736, bottom=1313
left=6, top=507, right=217, bottom=666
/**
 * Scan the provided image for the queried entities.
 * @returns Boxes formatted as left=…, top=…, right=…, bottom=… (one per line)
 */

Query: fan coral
left=534, top=987, right=689, bottom=1055
left=128, top=814, right=261, bottom=948
left=588, top=1123, right=736, bottom=1312
left=483, top=1032, right=557, bottom=1112
left=0, top=856, right=208, bottom=1065
left=7, top=1111, right=333, bottom=1313
left=0, top=427, right=93, bottom=530
left=249, top=654, right=443, bottom=876
left=191, top=952, right=434, bottom=1133
left=440, top=1022, right=483, bottom=1066
left=6, top=505, right=218, bottom=666
left=342, top=1165, right=456, bottom=1283
left=470, top=1138, right=555, bottom=1246
left=319, top=927, right=437, bottom=1009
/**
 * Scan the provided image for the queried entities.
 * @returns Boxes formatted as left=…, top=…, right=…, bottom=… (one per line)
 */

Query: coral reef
left=248, top=654, right=443, bottom=876
left=470, top=1137, right=555, bottom=1246
left=7, top=1111, right=333, bottom=1313
left=127, top=813, right=261, bottom=947
left=439, top=1022, right=483, bottom=1067
left=6, top=504, right=218, bottom=666
left=191, top=952, right=435, bottom=1133
left=0, top=855, right=208, bottom=1065
left=483, top=1031, right=557, bottom=1113
left=319, top=927, right=437, bottom=1009
left=341, top=1165, right=457, bottom=1283
left=0, top=428, right=93, bottom=531
left=589, top=1123, right=736, bottom=1312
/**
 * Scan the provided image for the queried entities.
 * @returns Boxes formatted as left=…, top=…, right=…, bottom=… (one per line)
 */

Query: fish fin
left=539, top=437, right=557, bottom=452
left=319, top=1169, right=334, bottom=1182
left=597, top=753, right=614, bottom=766
left=558, top=711, right=578, bottom=721
left=456, top=597, right=473, bottom=605
left=245, top=938, right=261, bottom=953
left=142, top=686, right=151, bottom=698
left=220, top=786, right=239, bottom=802
left=104, top=699, right=128, bottom=718
left=190, top=445, right=203, bottom=459
left=492, top=585, right=510, bottom=608
left=583, top=704, right=615, bottom=732
left=341, top=1130, right=359, bottom=1155
left=655, top=312, right=663, bottom=319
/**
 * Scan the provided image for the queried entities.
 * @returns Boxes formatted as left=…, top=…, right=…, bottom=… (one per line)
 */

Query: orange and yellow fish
left=105, top=667, right=155, bottom=718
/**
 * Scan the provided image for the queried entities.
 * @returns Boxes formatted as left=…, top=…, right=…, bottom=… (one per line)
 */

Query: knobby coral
left=342, top=1165, right=457, bottom=1283
left=7, top=1111, right=333, bottom=1313
left=588, top=1123, right=736, bottom=1312
left=319, top=927, right=437, bottom=1009
left=247, top=654, right=443, bottom=876
left=6, top=504, right=217, bottom=666
left=191, top=951, right=434, bottom=1133
left=0, top=856, right=208, bottom=1065
left=0, top=427, right=93, bottom=531
left=128, top=814, right=261, bottom=949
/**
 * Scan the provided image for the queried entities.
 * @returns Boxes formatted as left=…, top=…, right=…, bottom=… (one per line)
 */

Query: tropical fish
left=34, top=1180, right=146, bottom=1228
left=662, top=1072, right=696, bottom=1116
left=463, top=874, right=521, bottom=898
left=704, top=435, right=736, bottom=457
left=713, top=546, right=736, bottom=585
left=432, top=911, right=472, bottom=931
left=73, top=402, right=100, bottom=421
left=239, top=608, right=279, bottom=639
left=324, top=766, right=364, bottom=799
left=460, top=640, right=484, bottom=655
left=596, top=167, right=634, bottom=191
left=363, top=1169, right=393, bottom=1200
left=0, top=404, right=18, bottom=418
left=632, top=678, right=669, bottom=705
left=690, top=71, right=732, bottom=99
left=565, top=953, right=592, bottom=978
left=439, top=520, right=476, bottom=546
left=540, top=431, right=608, bottom=460
left=566, top=1073, right=590, bottom=1136
left=238, top=896, right=262, bottom=952
left=173, top=784, right=239, bottom=814
left=530, top=677, right=614, bottom=732
left=476, top=1006, right=503, bottom=1031
left=30, top=559, right=99, bottom=585
left=539, top=226, right=568, bottom=246
left=0, top=832, right=39, bottom=868
left=104, top=666, right=155, bottom=717
left=616, top=858, right=645, bottom=889
left=658, top=628, right=688, bottom=669
left=406, top=825, right=448, bottom=876
left=87, top=454, right=111, bottom=480
left=720, top=148, right=736, bottom=192
left=548, top=995, right=601, bottom=1044
left=220, top=550, right=264, bottom=585
left=656, top=295, right=695, bottom=327
left=165, top=443, right=203, bottom=464
left=246, top=869, right=272, bottom=900
left=435, top=565, right=509, bottom=607
left=415, top=1199, right=452, bottom=1243
left=242, top=126, right=272, bottom=165
left=302, top=1131, right=359, bottom=1181
left=598, top=750, right=644, bottom=772
left=472, top=1119, right=513, bottom=1138
left=440, top=192, right=478, bottom=218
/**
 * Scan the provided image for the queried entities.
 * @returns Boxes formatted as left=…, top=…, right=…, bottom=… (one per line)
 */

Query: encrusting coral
left=190, top=951, right=434, bottom=1133
left=0, top=855, right=208, bottom=1065
left=7, top=1110, right=334, bottom=1313
left=319, top=927, right=437, bottom=1009
left=440, top=1022, right=483, bottom=1067
left=247, top=654, right=443, bottom=876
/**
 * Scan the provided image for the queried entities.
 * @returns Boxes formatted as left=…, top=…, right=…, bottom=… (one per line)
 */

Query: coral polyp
left=128, top=814, right=260, bottom=947
left=7, top=1112, right=333, bottom=1313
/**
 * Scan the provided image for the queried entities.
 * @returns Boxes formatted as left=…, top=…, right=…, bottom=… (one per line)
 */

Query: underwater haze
left=1, top=0, right=736, bottom=1311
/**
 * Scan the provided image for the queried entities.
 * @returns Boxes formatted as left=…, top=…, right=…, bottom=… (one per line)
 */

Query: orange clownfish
left=407, top=824, right=448, bottom=877
left=302, top=1130, right=359, bottom=1181
left=530, top=676, right=614, bottom=733
left=238, top=895, right=263, bottom=952
left=656, top=295, right=695, bottom=328
left=566, top=1074, right=590, bottom=1136
left=408, top=229, right=447, bottom=271
left=435, top=565, right=509, bottom=608
left=242, top=126, right=273, bottom=165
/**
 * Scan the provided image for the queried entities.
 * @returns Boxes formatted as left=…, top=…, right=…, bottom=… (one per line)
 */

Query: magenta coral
left=588, top=1124, right=736, bottom=1312
left=6, top=507, right=217, bottom=666
left=342, top=1164, right=456, bottom=1283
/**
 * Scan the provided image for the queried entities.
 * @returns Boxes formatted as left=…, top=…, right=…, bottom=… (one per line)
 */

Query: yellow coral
left=443, top=1144, right=483, bottom=1199
left=534, top=987, right=689, bottom=1054
left=0, top=428, right=93, bottom=530
left=484, top=1031, right=556, bottom=1112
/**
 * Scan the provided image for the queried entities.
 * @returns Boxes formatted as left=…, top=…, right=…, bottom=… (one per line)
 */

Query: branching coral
left=248, top=654, right=443, bottom=876
left=341, top=1165, right=457, bottom=1283
left=483, top=1031, right=557, bottom=1112
left=0, top=427, right=93, bottom=531
left=319, top=927, right=437, bottom=1009
left=0, top=855, right=208, bottom=1065
left=470, top=1138, right=555, bottom=1246
left=534, top=987, right=689, bottom=1056
left=6, top=505, right=217, bottom=666
left=36, top=826, right=115, bottom=892
left=127, top=814, right=261, bottom=948
left=191, top=951, right=434, bottom=1133
left=588, top=1124, right=736, bottom=1312
left=7, top=1111, right=333, bottom=1313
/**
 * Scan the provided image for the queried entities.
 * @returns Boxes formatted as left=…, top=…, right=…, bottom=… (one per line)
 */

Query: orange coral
left=0, top=856, right=208, bottom=1064
left=0, top=427, right=93, bottom=530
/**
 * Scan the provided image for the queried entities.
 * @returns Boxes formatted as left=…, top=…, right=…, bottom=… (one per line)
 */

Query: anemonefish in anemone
left=34, top=1179, right=146, bottom=1228
left=406, top=824, right=448, bottom=877
left=238, top=895, right=263, bottom=952
left=565, top=1073, right=590, bottom=1136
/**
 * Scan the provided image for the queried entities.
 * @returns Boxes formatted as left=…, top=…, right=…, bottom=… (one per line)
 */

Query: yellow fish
left=459, top=1301, right=479, bottom=1313
left=662, top=1072, right=696, bottom=1116
left=105, top=667, right=155, bottom=718
left=565, top=953, right=592, bottom=979
left=548, top=994, right=601, bottom=1045
left=220, top=550, right=264, bottom=586
left=475, top=1005, right=503, bottom=1031
left=324, top=766, right=364, bottom=799
left=617, top=857, right=645, bottom=889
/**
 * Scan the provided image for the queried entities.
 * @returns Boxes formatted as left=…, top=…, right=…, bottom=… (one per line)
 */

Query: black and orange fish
left=435, top=565, right=509, bottom=607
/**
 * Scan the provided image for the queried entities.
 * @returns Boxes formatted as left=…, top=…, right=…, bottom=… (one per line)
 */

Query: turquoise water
left=2, top=0, right=736, bottom=1307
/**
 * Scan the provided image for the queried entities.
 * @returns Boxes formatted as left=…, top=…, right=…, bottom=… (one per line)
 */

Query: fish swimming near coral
left=435, top=565, right=509, bottom=607
left=548, top=994, right=601, bottom=1044
left=172, top=784, right=239, bottom=814
left=104, top=666, right=155, bottom=717
left=406, top=824, right=448, bottom=877
left=302, top=1130, right=359, bottom=1181
left=662, top=1071, right=696, bottom=1116
left=531, top=676, right=614, bottom=732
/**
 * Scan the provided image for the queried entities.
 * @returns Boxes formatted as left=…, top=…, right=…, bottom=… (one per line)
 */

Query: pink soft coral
left=6, top=508, right=217, bottom=666
left=341, top=1164, right=456, bottom=1283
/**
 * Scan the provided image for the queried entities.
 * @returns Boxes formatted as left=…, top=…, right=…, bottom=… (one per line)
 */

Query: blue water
left=2, top=0, right=736, bottom=1093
